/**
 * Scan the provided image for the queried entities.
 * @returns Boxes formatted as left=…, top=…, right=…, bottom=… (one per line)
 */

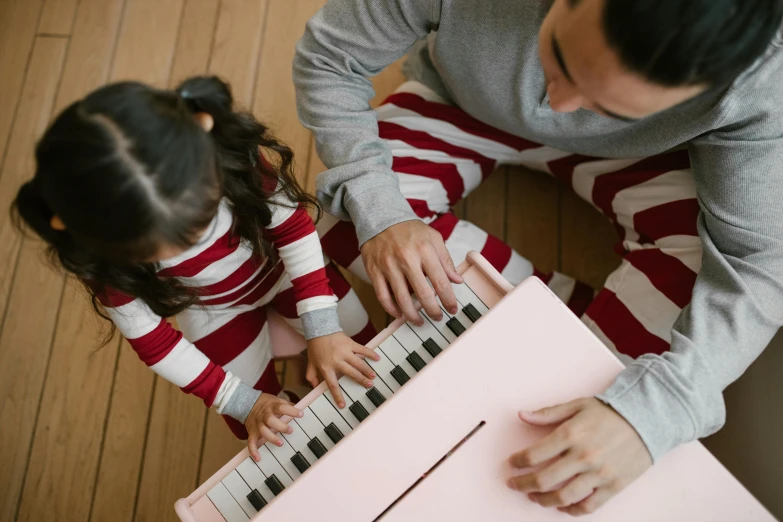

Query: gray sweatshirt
left=293, top=0, right=783, bottom=461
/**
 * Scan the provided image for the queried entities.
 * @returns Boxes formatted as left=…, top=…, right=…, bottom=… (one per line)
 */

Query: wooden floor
left=0, top=1, right=620, bottom=521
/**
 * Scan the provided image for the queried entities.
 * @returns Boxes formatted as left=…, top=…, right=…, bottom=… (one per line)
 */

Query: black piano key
left=265, top=474, right=285, bottom=496
left=422, top=337, right=442, bottom=357
left=391, top=365, right=410, bottom=386
left=447, top=317, right=466, bottom=336
left=291, top=451, right=310, bottom=473
left=462, top=303, right=482, bottom=323
left=349, top=401, right=370, bottom=422
left=366, top=387, right=386, bottom=407
left=247, top=489, right=267, bottom=511
left=406, top=351, right=427, bottom=371
left=307, top=437, right=328, bottom=459
left=325, top=422, right=344, bottom=444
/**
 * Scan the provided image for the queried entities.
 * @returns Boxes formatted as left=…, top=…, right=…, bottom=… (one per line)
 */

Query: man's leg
left=318, top=81, right=594, bottom=315
left=554, top=149, right=702, bottom=361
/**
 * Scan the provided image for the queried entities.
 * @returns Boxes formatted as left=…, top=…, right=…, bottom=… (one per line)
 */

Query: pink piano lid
left=253, top=276, right=775, bottom=522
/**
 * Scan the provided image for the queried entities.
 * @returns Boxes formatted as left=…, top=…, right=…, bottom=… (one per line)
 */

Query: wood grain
left=15, top=283, right=120, bottom=522
left=38, top=0, right=79, bottom=35
left=169, top=0, right=220, bottom=87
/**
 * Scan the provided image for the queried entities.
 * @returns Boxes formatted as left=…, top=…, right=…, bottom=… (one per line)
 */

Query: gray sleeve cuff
left=301, top=306, right=343, bottom=340
left=596, top=358, right=699, bottom=463
left=221, top=381, right=262, bottom=423
left=343, top=183, right=419, bottom=246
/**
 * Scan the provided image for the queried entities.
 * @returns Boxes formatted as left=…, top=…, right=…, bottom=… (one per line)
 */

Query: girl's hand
left=245, top=392, right=302, bottom=462
left=507, top=398, right=652, bottom=516
left=306, top=332, right=381, bottom=408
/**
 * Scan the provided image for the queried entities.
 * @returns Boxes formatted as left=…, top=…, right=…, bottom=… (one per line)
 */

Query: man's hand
left=507, top=398, right=652, bottom=516
left=360, top=220, right=463, bottom=325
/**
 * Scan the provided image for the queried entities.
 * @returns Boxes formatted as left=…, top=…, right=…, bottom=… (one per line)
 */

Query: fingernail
left=374, top=355, right=381, bottom=361
left=298, top=411, right=304, bottom=417
left=277, top=441, right=283, bottom=447
left=449, top=306, right=458, bottom=314
left=507, top=479, right=516, bottom=490
left=528, top=494, right=537, bottom=504
left=339, top=402, right=345, bottom=408
left=366, top=381, right=373, bottom=387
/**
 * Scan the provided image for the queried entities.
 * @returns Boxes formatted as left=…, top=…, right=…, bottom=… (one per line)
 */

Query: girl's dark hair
left=12, top=76, right=318, bottom=333
left=602, top=0, right=783, bottom=89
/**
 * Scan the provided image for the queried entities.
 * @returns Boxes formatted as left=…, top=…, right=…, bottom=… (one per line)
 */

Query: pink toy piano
left=175, top=251, right=776, bottom=522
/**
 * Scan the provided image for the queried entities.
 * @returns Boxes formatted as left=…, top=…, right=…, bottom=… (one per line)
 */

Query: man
left=294, top=0, right=783, bottom=515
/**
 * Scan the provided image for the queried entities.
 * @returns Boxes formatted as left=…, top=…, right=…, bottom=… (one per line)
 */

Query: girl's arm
left=97, top=287, right=260, bottom=422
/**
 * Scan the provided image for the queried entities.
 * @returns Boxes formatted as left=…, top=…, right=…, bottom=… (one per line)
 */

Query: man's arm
left=598, top=117, right=783, bottom=461
left=294, top=0, right=437, bottom=245
left=294, top=0, right=463, bottom=324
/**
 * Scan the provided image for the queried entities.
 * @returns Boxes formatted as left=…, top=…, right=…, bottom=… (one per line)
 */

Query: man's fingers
left=518, top=399, right=585, bottom=426
left=430, top=231, right=463, bottom=284
left=558, top=485, right=614, bottom=516
left=421, top=250, right=458, bottom=315
left=305, top=363, right=319, bottom=388
left=388, top=267, right=422, bottom=324
left=369, top=269, right=402, bottom=318
left=405, top=259, right=445, bottom=321
left=508, top=451, right=588, bottom=493
left=530, top=472, right=601, bottom=508
left=509, top=429, right=572, bottom=469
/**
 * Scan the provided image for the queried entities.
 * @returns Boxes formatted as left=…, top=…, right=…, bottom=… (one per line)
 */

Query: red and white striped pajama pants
left=318, top=81, right=701, bottom=363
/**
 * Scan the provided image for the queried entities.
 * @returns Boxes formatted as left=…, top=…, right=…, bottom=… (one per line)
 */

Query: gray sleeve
left=293, top=0, right=440, bottom=245
left=598, top=113, right=783, bottom=461
left=222, top=381, right=262, bottom=423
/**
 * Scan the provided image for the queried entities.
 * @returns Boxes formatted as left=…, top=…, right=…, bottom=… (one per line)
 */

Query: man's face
left=538, top=0, right=707, bottom=121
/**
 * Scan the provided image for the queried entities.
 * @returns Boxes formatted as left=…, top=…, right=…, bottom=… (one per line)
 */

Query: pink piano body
left=176, top=252, right=776, bottom=522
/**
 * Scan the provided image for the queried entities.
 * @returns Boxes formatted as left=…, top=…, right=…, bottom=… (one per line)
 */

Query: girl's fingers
left=347, top=357, right=375, bottom=384
left=276, top=403, right=303, bottom=419
left=340, top=361, right=373, bottom=388
left=265, top=415, right=292, bottom=435
left=325, top=373, right=346, bottom=408
left=260, top=426, right=283, bottom=447
left=355, top=344, right=381, bottom=362
left=247, top=436, right=261, bottom=462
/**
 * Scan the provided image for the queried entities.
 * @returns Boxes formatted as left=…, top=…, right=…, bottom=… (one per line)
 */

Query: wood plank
left=90, top=341, right=155, bottom=522
left=16, top=283, right=120, bottom=522
left=110, top=0, right=184, bottom=88
left=169, top=0, right=220, bottom=87
left=559, top=188, right=621, bottom=289
left=52, top=0, right=127, bottom=113
left=198, top=413, right=243, bottom=485
left=209, top=0, right=268, bottom=107
left=252, top=0, right=322, bottom=182
left=0, top=37, right=68, bottom=522
left=505, top=168, right=560, bottom=274
left=38, top=0, right=79, bottom=35
left=0, top=0, right=44, bottom=171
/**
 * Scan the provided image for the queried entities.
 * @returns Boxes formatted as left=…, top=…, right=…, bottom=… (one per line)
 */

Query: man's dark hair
left=602, top=0, right=783, bottom=88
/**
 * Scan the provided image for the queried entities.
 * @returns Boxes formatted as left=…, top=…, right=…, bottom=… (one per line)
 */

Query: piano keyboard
left=175, top=253, right=508, bottom=522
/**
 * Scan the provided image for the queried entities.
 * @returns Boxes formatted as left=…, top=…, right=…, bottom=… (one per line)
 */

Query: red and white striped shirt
left=97, top=182, right=340, bottom=418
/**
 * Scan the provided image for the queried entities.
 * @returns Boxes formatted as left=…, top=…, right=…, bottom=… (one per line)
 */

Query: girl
left=12, top=75, right=380, bottom=461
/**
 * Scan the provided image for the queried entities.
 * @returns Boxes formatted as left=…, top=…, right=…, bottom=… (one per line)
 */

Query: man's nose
left=547, top=79, right=583, bottom=113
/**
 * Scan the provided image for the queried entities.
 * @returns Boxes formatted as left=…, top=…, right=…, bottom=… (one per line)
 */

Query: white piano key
left=378, top=337, right=418, bottom=378
left=324, top=388, right=361, bottom=428
left=236, top=457, right=276, bottom=506
left=367, top=371, right=395, bottom=400
left=451, top=308, right=473, bottom=333
left=255, top=444, right=293, bottom=487
left=339, top=377, right=377, bottom=415
left=265, top=434, right=302, bottom=481
left=407, top=311, right=449, bottom=352
left=222, top=470, right=257, bottom=517
left=393, top=323, right=433, bottom=363
left=423, top=307, right=458, bottom=343
left=294, top=407, right=335, bottom=450
left=308, top=394, right=353, bottom=439
left=453, top=282, right=490, bottom=315
left=207, top=482, right=249, bottom=522
left=281, top=420, right=319, bottom=465
left=366, top=347, right=401, bottom=393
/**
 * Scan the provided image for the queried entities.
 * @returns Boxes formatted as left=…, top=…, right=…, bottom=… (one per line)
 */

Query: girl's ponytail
left=175, top=76, right=319, bottom=261
left=12, top=179, right=60, bottom=245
